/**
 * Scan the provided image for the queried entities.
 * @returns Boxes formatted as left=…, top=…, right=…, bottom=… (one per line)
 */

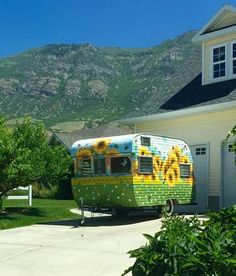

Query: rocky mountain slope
left=0, top=31, right=201, bottom=128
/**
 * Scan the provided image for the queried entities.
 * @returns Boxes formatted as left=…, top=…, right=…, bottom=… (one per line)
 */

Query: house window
left=138, top=156, right=153, bottom=174
left=180, top=164, right=191, bottom=178
left=195, top=147, right=206, bottom=155
left=213, top=46, right=226, bottom=78
left=141, top=136, right=151, bottom=146
left=81, top=158, right=92, bottom=176
left=111, top=156, right=131, bottom=174
left=232, top=43, right=236, bottom=74
left=94, top=158, right=106, bottom=175
left=210, top=41, right=236, bottom=82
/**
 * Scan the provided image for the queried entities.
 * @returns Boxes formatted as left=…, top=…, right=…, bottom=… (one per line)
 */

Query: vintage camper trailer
left=70, top=134, right=195, bottom=216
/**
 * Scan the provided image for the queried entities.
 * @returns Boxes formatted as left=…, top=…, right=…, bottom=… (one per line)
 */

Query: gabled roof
left=122, top=70, right=236, bottom=120
left=123, top=4, right=236, bottom=121
left=121, top=100, right=236, bottom=124
left=193, top=4, right=236, bottom=42
left=160, top=74, right=236, bottom=110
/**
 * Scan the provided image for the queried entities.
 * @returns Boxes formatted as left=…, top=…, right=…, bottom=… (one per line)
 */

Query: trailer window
left=81, top=158, right=92, bottom=176
left=138, top=156, right=153, bottom=174
left=141, top=136, right=151, bottom=146
left=94, top=158, right=106, bottom=175
left=180, top=164, right=191, bottom=178
left=111, top=156, right=131, bottom=174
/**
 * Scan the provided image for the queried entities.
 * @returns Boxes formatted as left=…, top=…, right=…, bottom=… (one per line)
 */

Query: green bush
left=123, top=206, right=236, bottom=276
left=32, top=179, right=73, bottom=200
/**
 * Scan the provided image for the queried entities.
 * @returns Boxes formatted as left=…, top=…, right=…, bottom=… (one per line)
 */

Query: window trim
left=93, top=157, right=106, bottom=176
left=141, top=136, right=151, bottom=146
left=230, top=41, right=236, bottom=75
left=80, top=157, right=92, bottom=177
left=179, top=163, right=191, bottom=178
left=211, top=42, right=227, bottom=81
left=138, top=156, right=153, bottom=175
left=209, top=40, right=236, bottom=83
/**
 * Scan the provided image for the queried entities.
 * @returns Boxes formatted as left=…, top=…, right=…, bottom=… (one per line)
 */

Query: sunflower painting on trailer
left=70, top=134, right=196, bottom=216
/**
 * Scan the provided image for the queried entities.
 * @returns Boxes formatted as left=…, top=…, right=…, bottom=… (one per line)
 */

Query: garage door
left=175, top=144, right=209, bottom=214
left=222, top=142, right=236, bottom=207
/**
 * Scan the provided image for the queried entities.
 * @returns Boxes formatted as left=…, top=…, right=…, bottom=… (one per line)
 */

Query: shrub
left=32, top=179, right=73, bottom=199
left=123, top=206, right=236, bottom=276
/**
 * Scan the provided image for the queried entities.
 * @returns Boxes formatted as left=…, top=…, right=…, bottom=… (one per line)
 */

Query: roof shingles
left=160, top=74, right=236, bottom=110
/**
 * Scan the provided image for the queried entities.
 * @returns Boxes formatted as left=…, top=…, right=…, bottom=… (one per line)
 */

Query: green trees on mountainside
left=0, top=31, right=201, bottom=126
left=0, top=118, right=71, bottom=209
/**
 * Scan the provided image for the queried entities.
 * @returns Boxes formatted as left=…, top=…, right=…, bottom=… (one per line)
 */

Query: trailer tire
left=160, top=199, right=174, bottom=217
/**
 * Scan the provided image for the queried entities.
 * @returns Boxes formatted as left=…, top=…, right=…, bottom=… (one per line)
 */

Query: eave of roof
left=193, top=25, right=236, bottom=43
left=192, top=4, right=236, bottom=43
left=120, top=100, right=236, bottom=124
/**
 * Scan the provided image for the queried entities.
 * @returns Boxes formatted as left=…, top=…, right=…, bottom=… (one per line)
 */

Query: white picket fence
left=7, top=185, right=32, bottom=206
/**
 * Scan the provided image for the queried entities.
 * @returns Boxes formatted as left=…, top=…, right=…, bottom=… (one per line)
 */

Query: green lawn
left=0, top=198, right=80, bottom=230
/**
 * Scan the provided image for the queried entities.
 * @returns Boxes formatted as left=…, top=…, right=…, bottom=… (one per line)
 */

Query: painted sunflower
left=162, top=161, right=169, bottom=178
left=166, top=169, right=176, bottom=186
left=186, top=177, right=193, bottom=185
left=107, top=148, right=119, bottom=155
left=167, top=153, right=178, bottom=166
left=144, top=174, right=153, bottom=181
left=172, top=146, right=182, bottom=162
left=76, top=148, right=92, bottom=158
left=153, top=156, right=163, bottom=173
left=93, top=138, right=111, bottom=154
left=138, top=146, right=151, bottom=156
left=181, top=155, right=190, bottom=164
left=171, top=162, right=180, bottom=182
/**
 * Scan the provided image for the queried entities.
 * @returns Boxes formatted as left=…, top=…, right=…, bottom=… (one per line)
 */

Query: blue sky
left=1, top=0, right=236, bottom=58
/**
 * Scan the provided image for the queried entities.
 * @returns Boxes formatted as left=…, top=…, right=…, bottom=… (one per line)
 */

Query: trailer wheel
left=114, top=208, right=129, bottom=217
left=161, top=199, right=174, bottom=216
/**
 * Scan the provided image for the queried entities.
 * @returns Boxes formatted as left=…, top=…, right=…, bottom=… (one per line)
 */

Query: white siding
left=135, top=109, right=236, bottom=197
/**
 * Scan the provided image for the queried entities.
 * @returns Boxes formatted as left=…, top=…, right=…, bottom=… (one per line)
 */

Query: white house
left=121, top=4, right=236, bottom=212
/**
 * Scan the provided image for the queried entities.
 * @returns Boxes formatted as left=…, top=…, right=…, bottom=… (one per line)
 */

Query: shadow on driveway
left=40, top=210, right=160, bottom=228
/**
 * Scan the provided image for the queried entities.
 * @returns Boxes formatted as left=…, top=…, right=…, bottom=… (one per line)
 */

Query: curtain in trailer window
left=111, top=156, right=131, bottom=174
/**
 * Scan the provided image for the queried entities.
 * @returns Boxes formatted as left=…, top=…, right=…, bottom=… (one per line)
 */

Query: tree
left=0, top=117, right=71, bottom=209
left=226, top=124, right=236, bottom=164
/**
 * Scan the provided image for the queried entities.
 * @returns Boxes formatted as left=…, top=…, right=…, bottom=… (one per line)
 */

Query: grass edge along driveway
left=0, top=198, right=80, bottom=230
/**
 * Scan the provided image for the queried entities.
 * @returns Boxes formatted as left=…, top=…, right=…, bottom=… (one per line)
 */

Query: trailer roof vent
left=141, top=136, right=151, bottom=146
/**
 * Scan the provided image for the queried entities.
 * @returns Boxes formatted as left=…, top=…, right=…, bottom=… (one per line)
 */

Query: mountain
left=0, top=31, right=201, bottom=129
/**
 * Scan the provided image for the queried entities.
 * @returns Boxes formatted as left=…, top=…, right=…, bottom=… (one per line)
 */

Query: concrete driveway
left=0, top=211, right=163, bottom=276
